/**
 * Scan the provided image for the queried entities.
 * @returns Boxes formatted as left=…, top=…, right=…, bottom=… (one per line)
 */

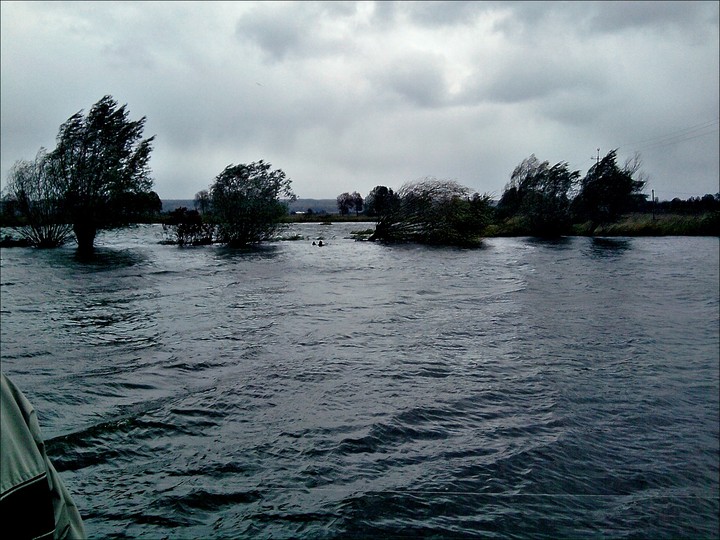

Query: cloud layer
left=1, top=1, right=718, bottom=200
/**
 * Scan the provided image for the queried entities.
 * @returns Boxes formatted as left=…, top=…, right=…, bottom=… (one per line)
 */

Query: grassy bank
left=575, top=212, right=719, bottom=236
left=484, top=212, right=719, bottom=237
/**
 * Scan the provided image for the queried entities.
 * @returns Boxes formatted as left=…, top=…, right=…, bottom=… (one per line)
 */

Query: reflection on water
left=526, top=236, right=573, bottom=249
left=0, top=225, right=717, bottom=539
left=71, top=247, right=147, bottom=270
left=589, top=237, right=631, bottom=257
left=212, top=244, right=280, bottom=261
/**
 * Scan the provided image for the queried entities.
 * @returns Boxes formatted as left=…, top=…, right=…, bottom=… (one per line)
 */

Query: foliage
left=336, top=192, right=354, bottom=215
left=351, top=191, right=364, bottom=216
left=194, top=190, right=211, bottom=214
left=572, top=149, right=646, bottom=228
left=497, top=155, right=580, bottom=236
left=4, top=149, right=73, bottom=247
left=210, top=160, right=295, bottom=246
left=574, top=212, right=719, bottom=236
left=163, top=207, right=214, bottom=246
left=336, top=191, right=364, bottom=216
left=105, top=191, right=162, bottom=225
left=371, top=177, right=491, bottom=246
left=654, top=193, right=720, bottom=215
left=49, top=95, right=155, bottom=252
left=364, top=185, right=399, bottom=217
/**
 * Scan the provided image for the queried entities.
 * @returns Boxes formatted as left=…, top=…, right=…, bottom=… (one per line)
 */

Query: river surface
left=1, top=223, right=718, bottom=539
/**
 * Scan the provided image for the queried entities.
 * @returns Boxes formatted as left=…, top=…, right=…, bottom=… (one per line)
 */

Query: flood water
left=1, top=223, right=718, bottom=539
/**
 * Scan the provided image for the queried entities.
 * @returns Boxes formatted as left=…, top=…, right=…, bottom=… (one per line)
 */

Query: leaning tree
left=50, top=95, right=155, bottom=252
left=498, top=154, right=579, bottom=236
left=572, top=149, right=646, bottom=229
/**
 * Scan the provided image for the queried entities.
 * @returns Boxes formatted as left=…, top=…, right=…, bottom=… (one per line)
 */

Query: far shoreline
left=1, top=211, right=718, bottom=249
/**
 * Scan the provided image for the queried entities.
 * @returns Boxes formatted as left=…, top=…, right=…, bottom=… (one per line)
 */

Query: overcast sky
left=1, top=1, right=718, bottom=200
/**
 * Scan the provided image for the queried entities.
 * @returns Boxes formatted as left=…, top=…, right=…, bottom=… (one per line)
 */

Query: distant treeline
left=1, top=94, right=718, bottom=251
left=330, top=151, right=719, bottom=240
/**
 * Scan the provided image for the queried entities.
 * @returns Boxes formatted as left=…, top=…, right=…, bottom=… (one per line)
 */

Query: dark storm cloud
left=371, top=52, right=450, bottom=108
left=396, top=1, right=485, bottom=27
left=586, top=1, right=717, bottom=34
left=235, top=2, right=361, bottom=62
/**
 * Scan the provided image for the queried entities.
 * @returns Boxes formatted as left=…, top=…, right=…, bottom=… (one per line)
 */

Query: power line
left=633, top=127, right=719, bottom=153
left=617, top=118, right=719, bottom=151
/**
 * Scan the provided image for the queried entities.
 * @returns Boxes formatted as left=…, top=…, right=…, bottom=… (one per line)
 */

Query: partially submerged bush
left=163, top=207, right=214, bottom=245
left=210, top=161, right=295, bottom=246
left=370, top=178, right=491, bottom=246
left=4, top=150, right=73, bottom=247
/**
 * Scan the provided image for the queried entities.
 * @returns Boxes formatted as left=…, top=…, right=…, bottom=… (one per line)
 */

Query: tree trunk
left=74, top=222, right=97, bottom=253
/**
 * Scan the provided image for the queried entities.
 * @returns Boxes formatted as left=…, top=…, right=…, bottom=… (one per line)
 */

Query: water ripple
left=1, top=226, right=717, bottom=538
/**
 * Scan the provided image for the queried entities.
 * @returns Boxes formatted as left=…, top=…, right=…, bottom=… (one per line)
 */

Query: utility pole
left=591, top=148, right=600, bottom=166
left=652, top=189, right=656, bottom=221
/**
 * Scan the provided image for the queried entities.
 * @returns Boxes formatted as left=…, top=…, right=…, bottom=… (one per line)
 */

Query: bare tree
left=4, top=149, right=73, bottom=247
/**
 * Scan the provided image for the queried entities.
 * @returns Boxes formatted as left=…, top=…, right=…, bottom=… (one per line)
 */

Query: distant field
left=162, top=198, right=339, bottom=215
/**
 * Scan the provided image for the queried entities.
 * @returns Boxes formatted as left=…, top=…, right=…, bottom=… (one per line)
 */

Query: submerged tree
left=50, top=95, right=155, bottom=252
left=4, top=149, right=73, bottom=247
left=210, top=160, right=295, bottom=246
left=371, top=177, right=490, bottom=246
left=163, top=207, right=214, bottom=246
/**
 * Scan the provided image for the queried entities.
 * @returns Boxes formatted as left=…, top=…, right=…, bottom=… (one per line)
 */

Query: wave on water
left=1, top=226, right=717, bottom=538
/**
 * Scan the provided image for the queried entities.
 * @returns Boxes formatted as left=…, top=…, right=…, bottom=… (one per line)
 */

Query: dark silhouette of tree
left=572, top=149, right=646, bottom=228
left=336, top=192, right=354, bottom=215
left=106, top=191, right=161, bottom=225
left=351, top=191, right=364, bottom=216
left=164, top=207, right=214, bottom=246
left=4, top=149, right=73, bottom=247
left=498, top=154, right=579, bottom=236
left=364, top=185, right=399, bottom=217
left=210, top=160, right=295, bottom=246
left=371, top=177, right=490, bottom=246
left=194, top=189, right=211, bottom=214
left=49, top=95, right=155, bottom=252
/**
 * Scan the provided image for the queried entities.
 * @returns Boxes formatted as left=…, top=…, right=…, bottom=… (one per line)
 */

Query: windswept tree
left=4, top=149, right=73, bottom=247
left=210, top=160, right=295, bottom=246
left=50, top=95, right=155, bottom=252
left=572, top=149, right=646, bottom=228
left=498, top=155, right=579, bottom=236
left=371, top=177, right=490, bottom=246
